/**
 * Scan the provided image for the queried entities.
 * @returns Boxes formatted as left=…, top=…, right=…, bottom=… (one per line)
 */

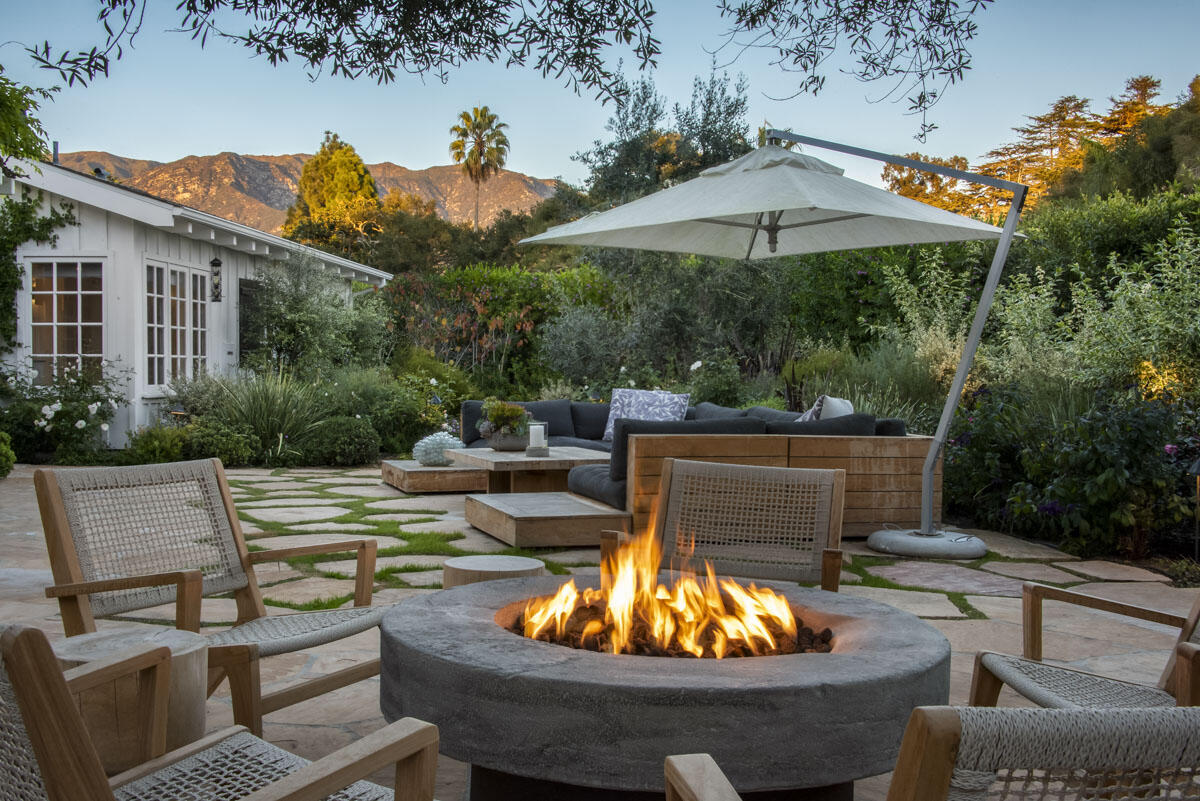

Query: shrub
left=688, top=355, right=744, bottom=407
left=168, top=372, right=230, bottom=419
left=302, top=416, right=380, bottom=466
left=124, top=424, right=190, bottom=464
left=219, top=373, right=325, bottom=466
left=0, top=360, right=127, bottom=463
left=317, top=367, right=445, bottom=454
left=182, top=417, right=256, bottom=467
left=0, top=431, right=15, bottom=478
left=540, top=305, right=625, bottom=387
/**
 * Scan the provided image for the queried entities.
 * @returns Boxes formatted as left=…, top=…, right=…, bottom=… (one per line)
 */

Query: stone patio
left=0, top=462, right=1191, bottom=800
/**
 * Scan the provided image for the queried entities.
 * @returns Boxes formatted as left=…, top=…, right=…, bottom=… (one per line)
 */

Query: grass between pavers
left=264, top=595, right=355, bottom=611
left=842, top=555, right=986, bottom=619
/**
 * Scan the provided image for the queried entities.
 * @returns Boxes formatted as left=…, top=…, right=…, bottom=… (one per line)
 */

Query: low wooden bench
left=464, top=492, right=631, bottom=548
left=382, top=459, right=487, bottom=494
left=625, top=434, right=941, bottom=538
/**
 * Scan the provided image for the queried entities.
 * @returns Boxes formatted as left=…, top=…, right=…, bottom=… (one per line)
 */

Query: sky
left=3, top=0, right=1199, bottom=189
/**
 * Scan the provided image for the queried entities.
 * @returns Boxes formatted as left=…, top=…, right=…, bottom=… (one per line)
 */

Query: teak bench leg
left=968, top=652, right=1004, bottom=707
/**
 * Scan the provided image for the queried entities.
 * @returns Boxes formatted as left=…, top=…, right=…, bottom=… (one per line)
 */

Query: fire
left=517, top=530, right=831, bottom=658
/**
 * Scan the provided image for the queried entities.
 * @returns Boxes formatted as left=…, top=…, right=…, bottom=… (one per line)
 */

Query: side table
left=443, top=555, right=547, bottom=588
left=52, top=627, right=208, bottom=774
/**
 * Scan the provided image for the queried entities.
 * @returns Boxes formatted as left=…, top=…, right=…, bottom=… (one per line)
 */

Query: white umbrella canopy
left=522, top=145, right=1004, bottom=259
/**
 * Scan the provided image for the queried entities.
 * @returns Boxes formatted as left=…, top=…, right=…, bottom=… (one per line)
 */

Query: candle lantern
left=526, top=421, right=549, bottom=458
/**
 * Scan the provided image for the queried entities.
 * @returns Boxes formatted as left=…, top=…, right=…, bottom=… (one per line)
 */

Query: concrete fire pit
left=380, top=576, right=950, bottom=800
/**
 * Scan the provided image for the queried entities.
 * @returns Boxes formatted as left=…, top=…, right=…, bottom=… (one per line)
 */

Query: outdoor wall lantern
left=209, top=257, right=223, bottom=302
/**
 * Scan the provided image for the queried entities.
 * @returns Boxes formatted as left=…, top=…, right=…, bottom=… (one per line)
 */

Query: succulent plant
left=413, top=431, right=464, bottom=466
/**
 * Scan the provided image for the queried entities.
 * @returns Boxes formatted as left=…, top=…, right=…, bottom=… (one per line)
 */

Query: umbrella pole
left=764, top=130, right=1028, bottom=557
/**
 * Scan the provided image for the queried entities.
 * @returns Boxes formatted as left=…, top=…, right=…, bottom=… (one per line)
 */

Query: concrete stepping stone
left=866, top=562, right=1024, bottom=597
left=446, top=528, right=509, bottom=554
left=1053, top=561, right=1168, bottom=582
left=840, top=571, right=861, bottom=585
left=398, top=569, right=443, bottom=587
left=246, top=533, right=404, bottom=551
left=981, top=562, right=1081, bottom=584
left=964, top=594, right=1182, bottom=638
left=316, top=554, right=449, bottom=574
left=366, top=496, right=466, bottom=515
left=362, top=513, right=432, bottom=524
left=327, top=485, right=405, bottom=498
left=310, top=477, right=386, bottom=485
left=285, top=522, right=375, bottom=532
left=237, top=497, right=347, bottom=508
left=840, top=586, right=965, bottom=618
left=543, top=548, right=602, bottom=565
left=241, top=523, right=264, bottom=534
left=568, top=566, right=602, bottom=576
left=345, top=468, right=385, bottom=477
left=1069, top=582, right=1200, bottom=619
left=252, top=561, right=305, bottom=583
left=225, top=469, right=284, bottom=478
left=245, top=491, right=322, bottom=499
left=241, top=481, right=319, bottom=491
left=840, top=540, right=878, bottom=558
left=242, top=506, right=353, bottom=524
left=400, top=519, right=472, bottom=535
left=371, top=587, right=436, bottom=605
left=262, top=577, right=357, bottom=604
left=961, top=528, right=1076, bottom=560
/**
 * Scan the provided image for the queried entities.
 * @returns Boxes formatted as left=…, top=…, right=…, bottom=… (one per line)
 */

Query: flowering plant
left=0, top=360, right=128, bottom=463
left=477, top=397, right=529, bottom=437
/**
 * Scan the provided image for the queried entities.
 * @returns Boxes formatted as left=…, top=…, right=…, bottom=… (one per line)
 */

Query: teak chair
left=665, top=705, right=1200, bottom=801
left=35, top=458, right=387, bottom=735
left=645, top=459, right=845, bottom=590
left=0, top=623, right=438, bottom=801
left=970, top=581, right=1200, bottom=708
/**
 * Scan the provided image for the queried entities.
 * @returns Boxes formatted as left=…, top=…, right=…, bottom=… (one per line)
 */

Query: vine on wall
left=0, top=188, right=75, bottom=354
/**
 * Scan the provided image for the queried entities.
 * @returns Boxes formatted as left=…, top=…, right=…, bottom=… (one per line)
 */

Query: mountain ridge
left=56, top=150, right=558, bottom=233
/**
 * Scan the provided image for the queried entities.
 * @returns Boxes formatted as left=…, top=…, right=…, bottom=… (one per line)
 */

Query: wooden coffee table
left=445, top=446, right=609, bottom=494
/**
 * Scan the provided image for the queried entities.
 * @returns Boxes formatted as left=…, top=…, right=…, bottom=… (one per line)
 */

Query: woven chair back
left=0, top=627, right=52, bottom=801
left=656, top=459, right=842, bottom=582
left=47, top=460, right=249, bottom=617
left=947, top=706, right=1200, bottom=801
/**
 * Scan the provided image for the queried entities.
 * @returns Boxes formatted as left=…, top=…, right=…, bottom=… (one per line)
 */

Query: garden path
left=0, top=463, right=1194, bottom=800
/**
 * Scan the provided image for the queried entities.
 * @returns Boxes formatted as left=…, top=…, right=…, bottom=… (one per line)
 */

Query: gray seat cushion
left=570, top=402, right=611, bottom=441
left=744, top=405, right=802, bottom=423
left=568, top=464, right=627, bottom=510
left=609, top=418, right=767, bottom=481
left=764, top=413, right=877, bottom=436
left=692, top=402, right=748, bottom=420
left=549, top=436, right=611, bottom=452
left=875, top=418, right=908, bottom=436
left=460, top=400, right=485, bottom=444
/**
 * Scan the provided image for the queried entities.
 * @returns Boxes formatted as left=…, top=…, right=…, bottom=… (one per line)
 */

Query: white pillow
left=603, top=388, right=691, bottom=441
left=796, top=394, right=854, bottom=422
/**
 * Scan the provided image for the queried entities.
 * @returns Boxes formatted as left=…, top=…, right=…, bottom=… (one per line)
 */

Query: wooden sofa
left=625, top=433, right=941, bottom=538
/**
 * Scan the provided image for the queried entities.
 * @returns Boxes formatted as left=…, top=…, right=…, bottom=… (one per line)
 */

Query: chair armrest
left=250, top=540, right=377, bottom=607
left=820, top=548, right=843, bottom=593
left=238, top=718, right=439, bottom=801
left=64, top=644, right=172, bottom=764
left=1175, top=641, right=1200, bottom=705
left=1022, top=582, right=1188, bottom=661
left=664, top=754, right=741, bottom=801
left=46, top=570, right=204, bottom=632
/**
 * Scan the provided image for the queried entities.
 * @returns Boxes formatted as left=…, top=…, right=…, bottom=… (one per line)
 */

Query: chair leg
left=227, top=656, right=263, bottom=736
left=968, top=652, right=1004, bottom=707
left=207, top=666, right=227, bottom=697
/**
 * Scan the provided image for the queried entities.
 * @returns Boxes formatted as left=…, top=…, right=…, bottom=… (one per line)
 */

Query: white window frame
left=27, top=259, right=106, bottom=385
left=145, top=260, right=209, bottom=388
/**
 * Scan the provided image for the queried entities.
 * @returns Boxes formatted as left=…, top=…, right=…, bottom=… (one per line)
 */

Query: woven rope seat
left=979, top=653, right=1176, bottom=708
left=114, top=731, right=391, bottom=801
left=948, top=706, right=1200, bottom=800
left=206, top=606, right=385, bottom=657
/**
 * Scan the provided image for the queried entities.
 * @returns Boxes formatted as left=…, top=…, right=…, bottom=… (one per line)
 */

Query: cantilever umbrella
left=522, top=134, right=1028, bottom=558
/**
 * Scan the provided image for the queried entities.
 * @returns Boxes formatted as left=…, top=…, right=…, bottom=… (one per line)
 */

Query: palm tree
left=449, top=106, right=510, bottom=230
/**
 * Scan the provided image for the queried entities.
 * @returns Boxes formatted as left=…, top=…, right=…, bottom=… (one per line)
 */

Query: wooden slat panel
left=846, top=473, right=942, bottom=492
left=630, top=435, right=788, bottom=459
left=788, top=456, right=935, bottom=474
left=636, top=455, right=788, bottom=478
left=845, top=490, right=941, bottom=507
left=844, top=506, right=927, bottom=523
left=788, top=436, right=935, bottom=459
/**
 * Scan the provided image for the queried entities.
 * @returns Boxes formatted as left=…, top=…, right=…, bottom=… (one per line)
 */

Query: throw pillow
left=796, top=394, right=855, bottom=422
left=603, top=388, right=690, bottom=441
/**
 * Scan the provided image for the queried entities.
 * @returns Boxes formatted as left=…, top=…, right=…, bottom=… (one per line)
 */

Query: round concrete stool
left=53, top=627, right=208, bottom=774
left=442, top=555, right=546, bottom=588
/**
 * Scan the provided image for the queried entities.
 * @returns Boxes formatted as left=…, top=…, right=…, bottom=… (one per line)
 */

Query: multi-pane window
left=30, top=261, right=103, bottom=385
left=146, top=263, right=208, bottom=386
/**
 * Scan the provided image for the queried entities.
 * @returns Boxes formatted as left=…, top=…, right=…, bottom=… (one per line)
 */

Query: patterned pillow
left=796, top=394, right=855, bottom=422
left=603, top=389, right=691, bottom=441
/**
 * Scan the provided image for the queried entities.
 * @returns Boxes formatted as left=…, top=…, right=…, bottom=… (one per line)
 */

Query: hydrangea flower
left=690, top=360, right=702, bottom=372
left=87, top=402, right=100, bottom=416
left=100, top=423, right=109, bottom=432
left=430, top=377, right=438, bottom=386
left=75, top=419, right=87, bottom=429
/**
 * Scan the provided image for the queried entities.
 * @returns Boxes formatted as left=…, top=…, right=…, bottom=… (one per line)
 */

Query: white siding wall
left=3, top=192, right=271, bottom=447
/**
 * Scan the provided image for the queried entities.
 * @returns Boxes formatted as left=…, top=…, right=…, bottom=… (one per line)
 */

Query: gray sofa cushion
left=460, top=400, right=485, bottom=444
left=568, top=464, right=627, bottom=510
left=875, top=418, right=908, bottom=436
left=745, top=405, right=802, bottom=423
left=609, top=417, right=767, bottom=482
left=519, top=399, right=575, bottom=437
left=764, top=413, right=877, bottom=436
left=692, top=402, right=748, bottom=420
left=549, top=435, right=611, bottom=452
left=570, top=402, right=611, bottom=441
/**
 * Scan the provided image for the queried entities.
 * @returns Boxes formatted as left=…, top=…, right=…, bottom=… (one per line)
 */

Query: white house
left=1, top=161, right=391, bottom=445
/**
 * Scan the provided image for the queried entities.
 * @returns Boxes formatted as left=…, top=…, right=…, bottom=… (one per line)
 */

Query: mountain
left=56, top=150, right=558, bottom=233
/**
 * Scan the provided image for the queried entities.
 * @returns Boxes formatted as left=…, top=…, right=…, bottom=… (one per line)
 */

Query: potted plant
left=476, top=398, right=531, bottom=451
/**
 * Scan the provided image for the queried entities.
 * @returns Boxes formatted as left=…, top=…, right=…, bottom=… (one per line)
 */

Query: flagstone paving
left=0, top=462, right=1186, bottom=801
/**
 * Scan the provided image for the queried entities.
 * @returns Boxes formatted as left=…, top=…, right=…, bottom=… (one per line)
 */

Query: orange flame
left=521, top=529, right=797, bottom=658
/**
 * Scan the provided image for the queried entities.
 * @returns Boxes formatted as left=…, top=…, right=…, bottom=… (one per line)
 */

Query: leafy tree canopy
left=449, top=107, right=511, bottom=230
left=282, top=131, right=379, bottom=257
left=0, top=65, right=53, bottom=177
left=22, top=0, right=990, bottom=138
